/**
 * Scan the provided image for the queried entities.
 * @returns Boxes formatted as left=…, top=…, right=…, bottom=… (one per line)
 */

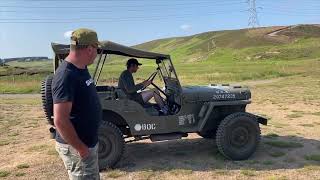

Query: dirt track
left=0, top=75, right=320, bottom=179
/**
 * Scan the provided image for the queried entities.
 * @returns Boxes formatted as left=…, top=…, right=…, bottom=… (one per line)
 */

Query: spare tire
left=41, top=75, right=54, bottom=125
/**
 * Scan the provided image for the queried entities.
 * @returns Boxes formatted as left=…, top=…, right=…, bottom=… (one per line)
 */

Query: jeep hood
left=181, top=84, right=251, bottom=102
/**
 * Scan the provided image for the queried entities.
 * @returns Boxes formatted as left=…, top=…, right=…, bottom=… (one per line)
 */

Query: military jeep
left=41, top=41, right=267, bottom=170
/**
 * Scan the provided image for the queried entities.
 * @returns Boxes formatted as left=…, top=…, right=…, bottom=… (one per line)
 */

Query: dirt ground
left=0, top=75, right=319, bottom=180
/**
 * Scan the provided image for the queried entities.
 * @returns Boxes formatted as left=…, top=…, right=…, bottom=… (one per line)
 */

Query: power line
left=1, top=9, right=245, bottom=20
left=4, top=0, right=230, bottom=1
left=258, top=10, right=320, bottom=16
left=0, top=6, right=246, bottom=14
left=0, top=10, right=247, bottom=23
left=0, top=1, right=246, bottom=9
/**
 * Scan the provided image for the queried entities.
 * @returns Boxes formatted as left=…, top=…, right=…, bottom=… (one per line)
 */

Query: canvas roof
left=51, top=41, right=169, bottom=59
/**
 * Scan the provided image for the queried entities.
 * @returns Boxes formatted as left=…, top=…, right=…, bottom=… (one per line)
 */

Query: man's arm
left=122, top=72, right=145, bottom=93
left=54, top=102, right=89, bottom=158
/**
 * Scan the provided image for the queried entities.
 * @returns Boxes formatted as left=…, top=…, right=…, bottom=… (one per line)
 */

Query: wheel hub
left=98, top=136, right=112, bottom=159
left=230, top=126, right=249, bottom=147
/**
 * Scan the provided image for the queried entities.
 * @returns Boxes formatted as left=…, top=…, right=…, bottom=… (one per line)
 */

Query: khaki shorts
left=55, top=142, right=100, bottom=180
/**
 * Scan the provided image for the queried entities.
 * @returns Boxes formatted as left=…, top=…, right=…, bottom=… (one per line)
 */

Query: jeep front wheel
left=98, top=121, right=124, bottom=170
left=216, top=112, right=261, bottom=160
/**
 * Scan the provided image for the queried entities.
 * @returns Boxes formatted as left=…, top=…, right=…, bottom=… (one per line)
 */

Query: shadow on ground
left=111, top=135, right=320, bottom=172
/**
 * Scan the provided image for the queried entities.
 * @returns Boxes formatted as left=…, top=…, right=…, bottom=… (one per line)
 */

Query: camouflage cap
left=70, top=28, right=100, bottom=47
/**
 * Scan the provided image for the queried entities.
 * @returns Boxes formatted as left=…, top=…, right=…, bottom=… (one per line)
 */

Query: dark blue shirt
left=52, top=61, right=102, bottom=148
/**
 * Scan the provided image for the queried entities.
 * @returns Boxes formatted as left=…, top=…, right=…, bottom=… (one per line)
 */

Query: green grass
left=46, top=148, right=58, bottom=156
left=267, top=176, right=288, bottom=180
left=8, top=132, right=19, bottom=137
left=215, top=169, right=231, bottom=175
left=0, top=170, right=10, bottom=177
left=287, top=113, right=303, bottom=119
left=27, top=144, right=50, bottom=152
left=169, top=169, right=193, bottom=176
left=106, top=169, right=126, bottom=178
left=265, top=133, right=279, bottom=139
left=311, top=112, right=320, bottom=116
left=304, top=154, right=320, bottom=162
left=268, top=151, right=286, bottom=157
left=265, top=141, right=303, bottom=148
left=300, top=124, right=314, bottom=127
left=240, top=169, right=256, bottom=177
left=137, top=170, right=156, bottom=180
left=15, top=172, right=26, bottom=177
left=283, top=157, right=296, bottom=163
left=262, top=160, right=274, bottom=165
left=0, top=140, right=10, bottom=146
left=7, top=60, right=52, bottom=70
left=302, top=165, right=320, bottom=171
left=16, top=164, right=30, bottom=169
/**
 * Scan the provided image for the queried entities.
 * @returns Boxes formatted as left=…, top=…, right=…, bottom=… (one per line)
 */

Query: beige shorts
left=55, top=142, right=100, bottom=180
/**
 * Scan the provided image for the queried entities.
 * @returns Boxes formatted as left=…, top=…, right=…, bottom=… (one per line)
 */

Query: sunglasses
left=90, top=43, right=99, bottom=49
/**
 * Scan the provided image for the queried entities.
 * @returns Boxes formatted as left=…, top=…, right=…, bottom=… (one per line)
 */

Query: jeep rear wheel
left=216, top=112, right=260, bottom=160
left=98, top=121, right=124, bottom=170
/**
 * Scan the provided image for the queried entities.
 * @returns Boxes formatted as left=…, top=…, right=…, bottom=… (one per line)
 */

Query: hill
left=132, top=24, right=320, bottom=63
left=2, top=57, right=49, bottom=63
left=1, top=24, right=320, bottom=93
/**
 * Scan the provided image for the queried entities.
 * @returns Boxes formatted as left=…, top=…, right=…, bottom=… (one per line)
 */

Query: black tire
left=98, top=121, right=124, bottom=170
left=216, top=112, right=261, bottom=160
left=41, top=75, right=54, bottom=125
left=197, top=131, right=215, bottom=139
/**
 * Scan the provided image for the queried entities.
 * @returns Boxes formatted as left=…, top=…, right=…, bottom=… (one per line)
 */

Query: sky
left=0, top=0, right=319, bottom=58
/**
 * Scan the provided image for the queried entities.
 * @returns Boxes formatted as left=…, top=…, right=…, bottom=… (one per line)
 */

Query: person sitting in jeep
left=118, top=58, right=168, bottom=113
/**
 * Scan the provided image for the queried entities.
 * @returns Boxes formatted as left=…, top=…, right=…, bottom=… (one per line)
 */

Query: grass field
left=0, top=71, right=319, bottom=179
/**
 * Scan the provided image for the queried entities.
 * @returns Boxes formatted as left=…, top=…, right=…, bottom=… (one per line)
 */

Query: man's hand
left=78, top=144, right=90, bottom=159
left=54, top=102, right=89, bottom=159
left=142, top=80, right=152, bottom=87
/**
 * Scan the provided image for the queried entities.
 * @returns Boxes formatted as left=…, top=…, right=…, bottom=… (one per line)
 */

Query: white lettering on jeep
left=178, top=114, right=195, bottom=126
left=212, top=93, right=236, bottom=100
left=134, top=124, right=156, bottom=131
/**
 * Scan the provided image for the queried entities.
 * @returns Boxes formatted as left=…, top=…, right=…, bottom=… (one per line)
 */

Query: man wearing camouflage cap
left=52, top=28, right=102, bottom=180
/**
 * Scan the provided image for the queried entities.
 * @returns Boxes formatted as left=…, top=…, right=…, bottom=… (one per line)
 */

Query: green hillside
left=132, top=24, right=320, bottom=62
left=101, top=24, right=320, bottom=84
left=1, top=24, right=320, bottom=93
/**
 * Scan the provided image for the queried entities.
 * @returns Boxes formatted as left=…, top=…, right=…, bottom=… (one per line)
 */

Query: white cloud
left=64, top=30, right=73, bottom=39
left=180, top=24, right=192, bottom=31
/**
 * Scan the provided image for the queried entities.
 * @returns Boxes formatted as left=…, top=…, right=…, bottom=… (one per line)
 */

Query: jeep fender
left=197, top=100, right=267, bottom=132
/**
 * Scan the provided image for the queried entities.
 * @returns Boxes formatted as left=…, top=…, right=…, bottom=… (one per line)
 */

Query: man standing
left=52, top=28, right=102, bottom=180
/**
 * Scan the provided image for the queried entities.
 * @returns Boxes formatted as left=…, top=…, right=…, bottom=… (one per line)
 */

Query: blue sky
left=1, top=0, right=319, bottom=58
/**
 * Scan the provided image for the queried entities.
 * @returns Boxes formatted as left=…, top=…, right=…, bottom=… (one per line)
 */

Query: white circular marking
left=134, top=124, right=141, bottom=131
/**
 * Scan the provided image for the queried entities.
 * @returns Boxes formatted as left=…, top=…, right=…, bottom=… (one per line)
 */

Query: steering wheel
left=141, top=71, right=158, bottom=91
left=141, top=70, right=169, bottom=99
left=140, top=70, right=180, bottom=114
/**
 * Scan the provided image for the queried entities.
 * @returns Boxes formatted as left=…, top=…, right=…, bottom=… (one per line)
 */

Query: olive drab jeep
left=41, top=41, right=268, bottom=170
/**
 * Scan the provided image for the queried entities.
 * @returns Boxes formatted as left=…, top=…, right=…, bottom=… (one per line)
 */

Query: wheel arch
left=198, top=104, right=247, bottom=134
left=102, top=110, right=131, bottom=135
